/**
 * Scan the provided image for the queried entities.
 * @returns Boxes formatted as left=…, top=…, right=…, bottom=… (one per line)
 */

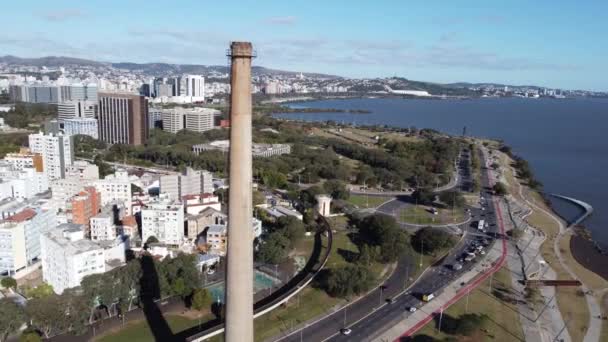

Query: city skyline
left=1, top=1, right=607, bottom=91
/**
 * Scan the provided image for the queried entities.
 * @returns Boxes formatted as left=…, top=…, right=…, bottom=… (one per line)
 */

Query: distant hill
left=0, top=55, right=340, bottom=78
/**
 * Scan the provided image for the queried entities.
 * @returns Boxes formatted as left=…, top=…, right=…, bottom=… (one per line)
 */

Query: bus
left=477, top=220, right=485, bottom=231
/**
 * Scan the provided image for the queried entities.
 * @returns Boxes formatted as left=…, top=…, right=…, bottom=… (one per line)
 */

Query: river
left=274, top=97, right=608, bottom=248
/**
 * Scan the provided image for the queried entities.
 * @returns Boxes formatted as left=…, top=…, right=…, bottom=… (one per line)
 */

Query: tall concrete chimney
left=225, top=41, right=254, bottom=342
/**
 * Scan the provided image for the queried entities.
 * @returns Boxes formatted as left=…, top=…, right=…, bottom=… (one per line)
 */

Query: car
left=408, top=307, right=417, bottom=313
left=340, top=328, right=352, bottom=335
left=207, top=268, right=216, bottom=275
left=387, top=297, right=397, bottom=304
left=479, top=250, right=486, bottom=255
left=452, top=263, right=463, bottom=270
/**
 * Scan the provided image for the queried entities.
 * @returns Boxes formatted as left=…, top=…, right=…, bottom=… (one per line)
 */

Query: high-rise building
left=148, top=106, right=163, bottom=129
left=185, top=75, right=205, bottom=102
left=59, top=83, right=98, bottom=102
left=57, top=100, right=96, bottom=121
left=63, top=118, right=98, bottom=139
left=98, top=92, right=149, bottom=145
left=28, top=132, right=74, bottom=180
left=141, top=195, right=184, bottom=245
left=161, top=107, right=218, bottom=134
left=159, top=167, right=213, bottom=201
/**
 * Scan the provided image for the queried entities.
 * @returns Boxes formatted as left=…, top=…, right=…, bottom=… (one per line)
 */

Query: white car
left=340, top=328, right=352, bottom=335
left=409, top=307, right=417, bottom=313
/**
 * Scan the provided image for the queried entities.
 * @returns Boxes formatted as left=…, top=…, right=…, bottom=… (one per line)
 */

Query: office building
left=57, top=100, right=96, bottom=121
left=9, top=84, right=60, bottom=103
left=161, top=107, right=218, bottom=134
left=161, top=108, right=185, bottom=133
left=141, top=195, right=184, bottom=245
left=98, top=92, right=149, bottom=145
left=185, top=75, right=205, bottom=102
left=59, top=83, right=98, bottom=102
left=0, top=207, right=57, bottom=275
left=148, top=106, right=163, bottom=129
left=28, top=132, right=74, bottom=180
left=159, top=167, right=213, bottom=201
left=63, top=118, right=99, bottom=139
left=41, top=223, right=127, bottom=294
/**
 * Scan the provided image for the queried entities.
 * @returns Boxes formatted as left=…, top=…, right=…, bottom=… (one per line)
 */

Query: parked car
left=340, top=328, right=352, bottom=335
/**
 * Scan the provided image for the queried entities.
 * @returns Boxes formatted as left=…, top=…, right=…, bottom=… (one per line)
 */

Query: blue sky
left=1, top=0, right=606, bottom=90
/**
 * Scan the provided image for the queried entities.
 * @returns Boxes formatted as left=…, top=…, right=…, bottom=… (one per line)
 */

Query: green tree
left=93, top=154, right=113, bottom=178
left=357, top=214, right=410, bottom=263
left=256, top=232, right=290, bottom=264
left=323, top=179, right=349, bottom=200
left=145, top=236, right=159, bottom=245
left=191, top=288, right=213, bottom=312
left=411, top=188, right=435, bottom=205
left=25, top=283, right=54, bottom=299
left=1, top=277, right=17, bottom=290
left=438, top=191, right=466, bottom=208
left=0, top=298, right=26, bottom=342
left=19, top=332, right=42, bottom=342
left=412, top=227, right=457, bottom=255
left=323, top=264, right=375, bottom=298
left=253, top=190, right=266, bottom=206
left=493, top=182, right=508, bottom=196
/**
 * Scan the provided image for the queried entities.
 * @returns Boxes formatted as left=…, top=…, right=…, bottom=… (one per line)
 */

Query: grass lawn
left=346, top=194, right=393, bottom=208
left=413, top=267, right=525, bottom=342
left=399, top=205, right=466, bottom=225
left=96, top=314, right=213, bottom=342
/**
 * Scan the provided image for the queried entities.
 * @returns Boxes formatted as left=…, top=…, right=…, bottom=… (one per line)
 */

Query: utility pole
left=465, top=288, right=471, bottom=313
left=438, top=308, right=444, bottom=333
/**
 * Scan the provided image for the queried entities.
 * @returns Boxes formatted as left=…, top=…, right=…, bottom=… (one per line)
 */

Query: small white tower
left=315, top=194, right=332, bottom=217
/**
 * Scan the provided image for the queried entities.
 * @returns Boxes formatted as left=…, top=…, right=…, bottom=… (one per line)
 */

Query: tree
left=411, top=188, right=435, bottom=205
left=357, top=214, right=410, bottom=263
left=438, top=191, right=466, bottom=208
left=276, top=216, right=305, bottom=247
left=256, top=232, right=290, bottom=264
left=145, top=236, right=159, bottom=245
left=25, top=283, right=54, bottom=299
left=0, top=298, right=26, bottom=342
left=1, top=277, right=17, bottom=290
left=455, top=313, right=489, bottom=336
left=493, top=182, right=508, bottom=196
left=323, top=179, right=349, bottom=200
left=25, top=295, right=66, bottom=338
left=191, top=288, right=212, bottom=312
left=412, top=227, right=456, bottom=255
left=93, top=154, right=113, bottom=178
left=19, top=332, right=42, bottom=342
left=253, top=190, right=266, bottom=206
left=323, top=264, right=375, bottom=298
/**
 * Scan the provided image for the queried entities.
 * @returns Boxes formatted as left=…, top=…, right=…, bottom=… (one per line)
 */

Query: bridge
left=550, top=194, right=593, bottom=228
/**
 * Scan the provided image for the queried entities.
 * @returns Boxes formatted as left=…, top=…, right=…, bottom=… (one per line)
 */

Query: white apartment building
left=0, top=164, right=49, bottom=200
left=28, top=132, right=73, bottom=180
left=50, top=178, right=85, bottom=210
left=93, top=170, right=132, bottom=214
left=65, top=160, right=100, bottom=181
left=204, top=218, right=262, bottom=256
left=183, top=193, right=221, bottom=216
left=90, top=212, right=116, bottom=241
left=41, top=223, right=127, bottom=294
left=185, top=108, right=218, bottom=133
left=4, top=152, right=43, bottom=171
left=0, top=207, right=57, bottom=275
left=63, top=118, right=99, bottom=139
left=159, top=168, right=213, bottom=201
left=141, top=195, right=184, bottom=245
left=57, top=100, right=96, bottom=121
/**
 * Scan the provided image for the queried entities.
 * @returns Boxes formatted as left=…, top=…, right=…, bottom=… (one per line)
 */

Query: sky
left=1, top=0, right=607, bottom=90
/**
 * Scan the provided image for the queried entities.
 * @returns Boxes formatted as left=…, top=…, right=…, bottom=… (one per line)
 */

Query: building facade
left=57, top=100, right=96, bottom=121
left=63, top=118, right=99, bottom=139
left=159, top=168, right=213, bottom=201
left=141, top=195, right=184, bottom=245
left=93, top=170, right=132, bottom=214
left=98, top=92, right=149, bottom=145
left=28, top=132, right=74, bottom=180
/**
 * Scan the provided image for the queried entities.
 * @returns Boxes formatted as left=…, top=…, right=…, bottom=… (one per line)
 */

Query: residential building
left=98, top=92, right=149, bottom=145
left=183, top=193, right=221, bottom=216
left=65, top=161, right=99, bottom=181
left=90, top=212, right=116, bottom=241
left=159, top=168, right=213, bottom=201
left=161, top=108, right=185, bottom=133
left=57, top=100, right=96, bottom=121
left=93, top=170, right=132, bottom=214
left=70, top=186, right=100, bottom=227
left=63, top=118, right=98, bottom=139
left=141, top=195, right=184, bottom=245
left=0, top=163, right=49, bottom=200
left=59, top=83, right=98, bottom=102
left=204, top=218, right=262, bottom=255
left=0, top=207, right=57, bottom=275
left=50, top=178, right=85, bottom=210
left=40, top=223, right=128, bottom=294
left=186, top=207, right=226, bottom=239
left=28, top=132, right=73, bottom=180
left=161, top=107, right=218, bottom=134
left=4, top=151, right=44, bottom=172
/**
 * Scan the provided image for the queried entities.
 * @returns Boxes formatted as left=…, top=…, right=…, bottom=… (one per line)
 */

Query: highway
left=275, top=146, right=502, bottom=342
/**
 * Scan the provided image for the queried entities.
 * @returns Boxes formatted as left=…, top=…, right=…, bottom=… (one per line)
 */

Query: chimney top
left=229, top=42, right=254, bottom=58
